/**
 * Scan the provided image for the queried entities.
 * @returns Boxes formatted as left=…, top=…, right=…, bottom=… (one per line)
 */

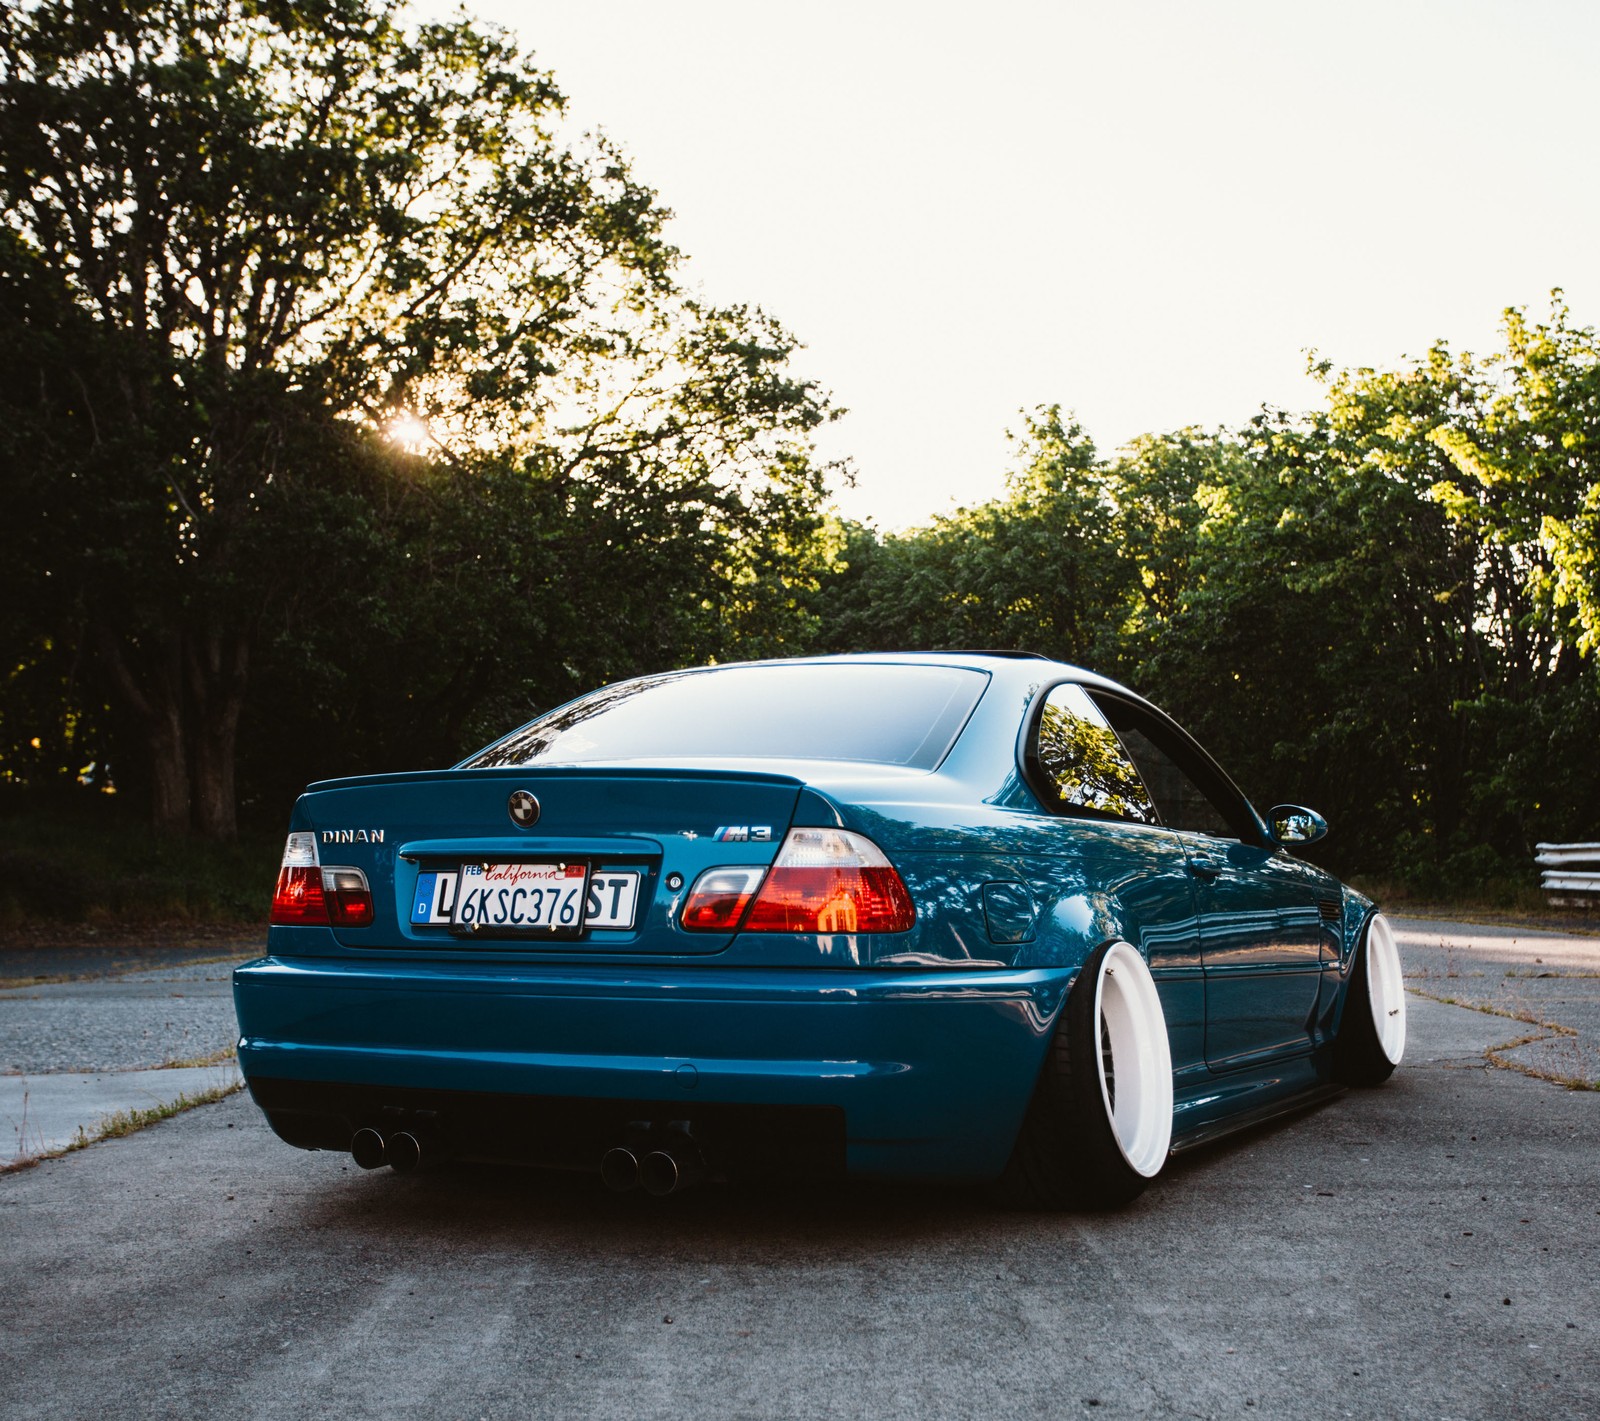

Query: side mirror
left=1268, top=804, right=1328, bottom=847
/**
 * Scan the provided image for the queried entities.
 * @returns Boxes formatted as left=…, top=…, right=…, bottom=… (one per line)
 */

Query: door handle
left=1187, top=856, right=1225, bottom=882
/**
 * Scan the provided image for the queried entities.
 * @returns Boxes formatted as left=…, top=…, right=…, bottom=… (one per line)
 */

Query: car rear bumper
left=233, top=957, right=1070, bottom=1182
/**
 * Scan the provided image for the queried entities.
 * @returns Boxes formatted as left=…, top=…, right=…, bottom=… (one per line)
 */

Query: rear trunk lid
left=293, top=766, right=804, bottom=955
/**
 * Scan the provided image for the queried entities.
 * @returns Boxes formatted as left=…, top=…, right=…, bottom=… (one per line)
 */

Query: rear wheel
left=993, top=940, right=1174, bottom=1210
left=1333, top=912, right=1406, bottom=1086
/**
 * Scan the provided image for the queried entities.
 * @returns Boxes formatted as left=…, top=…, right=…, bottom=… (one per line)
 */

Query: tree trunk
left=100, top=624, right=251, bottom=839
left=190, top=712, right=240, bottom=840
left=187, top=628, right=250, bottom=842
left=99, top=631, right=192, bottom=833
left=147, top=699, right=192, bottom=834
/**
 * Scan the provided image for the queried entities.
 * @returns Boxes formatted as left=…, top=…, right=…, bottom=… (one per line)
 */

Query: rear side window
left=1031, top=684, right=1157, bottom=823
left=464, top=664, right=988, bottom=771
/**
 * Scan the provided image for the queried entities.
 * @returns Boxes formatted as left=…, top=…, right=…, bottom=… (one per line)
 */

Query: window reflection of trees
left=463, top=665, right=986, bottom=769
left=1037, top=697, right=1156, bottom=823
left=466, top=672, right=696, bottom=767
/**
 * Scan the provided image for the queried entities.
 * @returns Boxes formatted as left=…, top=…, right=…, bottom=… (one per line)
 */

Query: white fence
left=1536, top=842, right=1600, bottom=907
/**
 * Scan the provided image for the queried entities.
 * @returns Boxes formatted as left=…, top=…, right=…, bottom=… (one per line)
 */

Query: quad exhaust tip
left=350, top=1127, right=426, bottom=1174
left=387, top=1131, right=423, bottom=1174
left=638, top=1149, right=684, bottom=1197
left=600, top=1146, right=640, bottom=1192
left=351, top=1127, right=387, bottom=1170
left=603, top=1141, right=704, bottom=1196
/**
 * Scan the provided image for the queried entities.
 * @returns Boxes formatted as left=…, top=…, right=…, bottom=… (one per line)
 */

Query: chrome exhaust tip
left=600, top=1146, right=640, bottom=1192
left=638, top=1149, right=679, bottom=1196
left=386, top=1130, right=423, bottom=1174
left=350, top=1127, right=387, bottom=1170
left=638, top=1145, right=703, bottom=1197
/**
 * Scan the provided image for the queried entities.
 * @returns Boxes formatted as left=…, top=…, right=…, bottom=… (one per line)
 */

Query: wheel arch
left=1013, top=888, right=1135, bottom=973
left=1006, top=892, right=1172, bottom=1122
left=1331, top=894, right=1385, bottom=1032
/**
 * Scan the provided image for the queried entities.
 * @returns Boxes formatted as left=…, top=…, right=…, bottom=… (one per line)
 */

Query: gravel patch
left=0, top=964, right=243, bottom=1074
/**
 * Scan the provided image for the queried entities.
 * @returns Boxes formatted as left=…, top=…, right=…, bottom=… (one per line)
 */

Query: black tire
left=992, top=940, right=1174, bottom=1210
left=1333, top=912, right=1406, bottom=1087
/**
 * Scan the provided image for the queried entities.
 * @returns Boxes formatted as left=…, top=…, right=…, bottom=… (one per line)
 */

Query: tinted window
left=1112, top=724, right=1232, bottom=837
left=1033, top=684, right=1157, bottom=823
left=463, top=664, right=987, bottom=771
left=1087, top=692, right=1249, bottom=840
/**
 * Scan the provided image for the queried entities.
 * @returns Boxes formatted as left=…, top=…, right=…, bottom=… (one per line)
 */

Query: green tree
left=1427, top=295, right=1600, bottom=657
left=0, top=0, right=832, bottom=836
left=236, top=429, right=834, bottom=808
left=810, top=318, right=1600, bottom=889
left=816, top=407, right=1135, bottom=662
left=1142, top=330, right=1600, bottom=885
left=1098, top=427, right=1241, bottom=674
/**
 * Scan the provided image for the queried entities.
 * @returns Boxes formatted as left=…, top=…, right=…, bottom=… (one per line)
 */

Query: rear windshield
left=462, top=664, right=988, bottom=772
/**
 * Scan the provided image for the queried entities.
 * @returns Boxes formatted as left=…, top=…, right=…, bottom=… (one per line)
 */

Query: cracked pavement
left=1393, top=915, right=1600, bottom=1089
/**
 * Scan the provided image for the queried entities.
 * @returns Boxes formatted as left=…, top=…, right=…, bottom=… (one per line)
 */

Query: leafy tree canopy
left=0, top=0, right=834, bottom=836
left=818, top=296, right=1600, bottom=892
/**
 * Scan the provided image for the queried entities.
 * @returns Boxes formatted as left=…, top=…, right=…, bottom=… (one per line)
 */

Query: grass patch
left=0, top=789, right=278, bottom=929
left=2, top=1077, right=244, bottom=1174
left=160, top=1045, right=238, bottom=1070
left=1408, top=986, right=1569, bottom=1031
left=76, top=1082, right=244, bottom=1145
left=1349, top=874, right=1556, bottom=915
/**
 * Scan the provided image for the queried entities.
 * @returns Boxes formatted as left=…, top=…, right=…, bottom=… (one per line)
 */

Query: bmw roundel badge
left=507, top=790, right=540, bottom=828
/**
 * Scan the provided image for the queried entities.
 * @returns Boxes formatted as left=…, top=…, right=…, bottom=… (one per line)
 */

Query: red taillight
left=269, top=832, right=373, bottom=927
left=680, top=866, right=765, bottom=931
left=680, top=829, right=915, bottom=935
left=271, top=865, right=329, bottom=924
left=744, top=863, right=913, bottom=933
left=323, top=868, right=375, bottom=927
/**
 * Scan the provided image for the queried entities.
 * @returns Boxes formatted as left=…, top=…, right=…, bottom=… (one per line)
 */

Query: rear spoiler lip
left=303, top=765, right=809, bottom=794
left=395, top=835, right=664, bottom=861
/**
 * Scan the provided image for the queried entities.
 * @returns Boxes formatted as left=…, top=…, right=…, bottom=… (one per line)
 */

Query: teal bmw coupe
left=234, top=653, right=1405, bottom=1207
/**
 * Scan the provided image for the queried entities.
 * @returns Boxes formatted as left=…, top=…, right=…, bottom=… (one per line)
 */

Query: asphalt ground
left=0, top=919, right=259, bottom=1157
left=0, top=915, right=256, bottom=1161
left=1, top=959, right=244, bottom=1074
left=1, top=992, right=1595, bottom=1420
left=1, top=958, right=247, bottom=1161
left=0, top=914, right=1597, bottom=1418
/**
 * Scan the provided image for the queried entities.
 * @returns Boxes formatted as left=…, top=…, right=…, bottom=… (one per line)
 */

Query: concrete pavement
left=3, top=1061, right=244, bottom=1158
left=1, top=990, right=1594, bottom=1420
left=2, top=954, right=252, bottom=1168
left=1393, top=915, right=1600, bottom=1088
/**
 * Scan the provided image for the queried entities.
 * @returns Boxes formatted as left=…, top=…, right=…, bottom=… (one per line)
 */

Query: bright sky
left=472, top=0, right=1600, bottom=531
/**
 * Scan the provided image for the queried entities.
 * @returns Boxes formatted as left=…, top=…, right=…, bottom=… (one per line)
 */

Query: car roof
left=692, top=650, right=1139, bottom=700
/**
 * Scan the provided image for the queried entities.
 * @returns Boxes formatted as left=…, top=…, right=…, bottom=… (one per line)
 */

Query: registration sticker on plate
left=410, top=863, right=642, bottom=934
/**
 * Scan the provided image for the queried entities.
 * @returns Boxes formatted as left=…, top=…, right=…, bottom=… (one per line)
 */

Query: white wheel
left=1334, top=911, right=1405, bottom=1085
left=1364, top=913, right=1406, bottom=1065
left=1094, top=941, right=1175, bottom=1177
left=995, top=938, right=1175, bottom=1208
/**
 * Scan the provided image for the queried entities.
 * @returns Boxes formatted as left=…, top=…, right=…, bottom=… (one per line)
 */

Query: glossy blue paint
left=234, top=651, right=1380, bottom=1189
left=236, top=956, right=1066, bottom=1181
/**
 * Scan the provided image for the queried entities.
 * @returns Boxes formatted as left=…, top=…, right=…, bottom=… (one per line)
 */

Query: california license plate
left=410, top=863, right=642, bottom=935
